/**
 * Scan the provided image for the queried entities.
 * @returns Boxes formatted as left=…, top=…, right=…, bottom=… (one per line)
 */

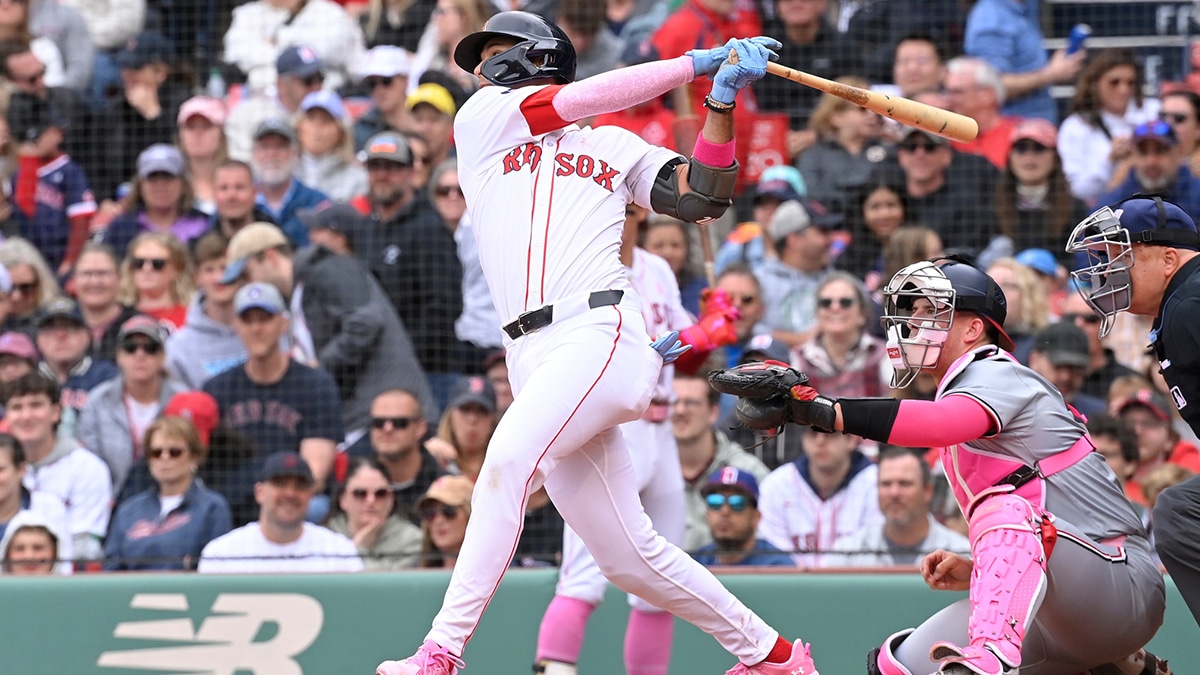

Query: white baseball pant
left=424, top=300, right=777, bottom=662
left=556, top=417, right=687, bottom=609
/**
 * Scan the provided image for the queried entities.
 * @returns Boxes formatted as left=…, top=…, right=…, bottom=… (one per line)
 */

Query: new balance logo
left=97, top=593, right=323, bottom=674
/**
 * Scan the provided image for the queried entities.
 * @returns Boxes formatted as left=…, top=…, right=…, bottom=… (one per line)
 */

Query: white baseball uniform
left=556, top=247, right=691, bottom=610
left=428, top=83, right=778, bottom=663
left=756, top=454, right=883, bottom=567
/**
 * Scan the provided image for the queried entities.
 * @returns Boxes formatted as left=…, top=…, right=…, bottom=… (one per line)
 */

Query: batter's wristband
left=838, top=398, right=902, bottom=443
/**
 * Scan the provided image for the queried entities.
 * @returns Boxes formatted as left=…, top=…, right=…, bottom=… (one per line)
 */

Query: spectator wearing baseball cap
left=101, top=31, right=192, bottom=203
left=34, top=297, right=118, bottom=417
left=1113, top=387, right=1200, bottom=506
left=224, top=44, right=322, bottom=162
left=1100, top=120, right=1200, bottom=223
left=715, top=166, right=809, bottom=275
left=250, top=116, right=328, bottom=247
left=6, top=91, right=97, bottom=273
left=894, top=125, right=1000, bottom=258
left=202, top=281, right=344, bottom=519
left=353, top=46, right=415, bottom=152
left=691, top=468, right=794, bottom=567
left=222, top=0, right=365, bottom=94
left=176, top=96, right=229, bottom=215
left=416, top=474, right=475, bottom=569
left=356, top=130, right=463, bottom=413
left=427, top=376, right=496, bottom=483
left=295, top=91, right=367, bottom=202
left=298, top=201, right=372, bottom=256
left=197, top=450, right=364, bottom=574
left=97, top=144, right=211, bottom=258
left=0, top=332, right=37, bottom=383
left=219, top=222, right=437, bottom=438
left=1027, top=321, right=1108, bottom=421
left=407, top=83, right=457, bottom=169
left=756, top=200, right=840, bottom=345
left=79, top=313, right=187, bottom=495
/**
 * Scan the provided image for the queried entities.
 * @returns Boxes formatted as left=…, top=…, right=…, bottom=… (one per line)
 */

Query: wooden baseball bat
left=726, top=50, right=978, bottom=142
left=765, top=62, right=978, bottom=142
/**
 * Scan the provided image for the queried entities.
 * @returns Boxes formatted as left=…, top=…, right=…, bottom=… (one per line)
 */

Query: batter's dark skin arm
left=675, top=109, right=735, bottom=188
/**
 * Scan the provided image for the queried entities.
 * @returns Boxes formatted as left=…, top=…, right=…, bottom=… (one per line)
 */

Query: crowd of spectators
left=0, top=0, right=1195, bottom=576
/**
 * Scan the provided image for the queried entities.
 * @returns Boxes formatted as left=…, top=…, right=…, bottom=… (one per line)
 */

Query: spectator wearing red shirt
left=650, top=0, right=761, bottom=115
left=946, top=57, right=1021, bottom=169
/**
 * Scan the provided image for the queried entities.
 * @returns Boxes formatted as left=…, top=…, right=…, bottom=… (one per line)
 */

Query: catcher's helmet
left=453, top=11, right=577, bottom=87
left=881, top=257, right=1014, bottom=387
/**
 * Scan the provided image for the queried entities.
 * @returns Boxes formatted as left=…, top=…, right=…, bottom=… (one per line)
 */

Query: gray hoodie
left=30, top=0, right=94, bottom=91
left=165, top=294, right=248, bottom=389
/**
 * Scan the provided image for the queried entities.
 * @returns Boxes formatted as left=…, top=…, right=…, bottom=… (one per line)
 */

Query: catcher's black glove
left=708, top=361, right=839, bottom=432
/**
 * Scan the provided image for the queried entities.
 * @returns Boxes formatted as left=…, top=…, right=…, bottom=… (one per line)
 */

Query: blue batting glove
left=710, top=38, right=778, bottom=105
left=687, top=36, right=781, bottom=79
left=650, top=331, right=692, bottom=364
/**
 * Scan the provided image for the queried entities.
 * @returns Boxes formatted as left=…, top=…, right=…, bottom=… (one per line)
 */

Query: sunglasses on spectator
left=365, top=76, right=395, bottom=89
left=1062, top=312, right=1102, bottom=325
left=900, top=139, right=941, bottom=153
left=350, top=487, right=392, bottom=501
left=11, top=281, right=37, bottom=295
left=372, top=416, right=417, bottom=430
left=1160, top=112, right=1192, bottom=125
left=301, top=75, right=323, bottom=88
left=434, top=185, right=464, bottom=198
left=705, top=493, right=752, bottom=512
left=818, top=297, right=855, bottom=309
left=121, top=340, right=162, bottom=355
left=420, top=505, right=461, bottom=521
left=730, top=294, right=757, bottom=305
left=148, top=446, right=186, bottom=459
left=1011, top=139, right=1051, bottom=155
left=1134, top=120, right=1174, bottom=139
left=132, top=257, right=168, bottom=271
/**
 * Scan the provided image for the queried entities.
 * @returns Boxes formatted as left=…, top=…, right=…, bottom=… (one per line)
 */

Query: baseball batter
left=534, top=211, right=739, bottom=675
left=376, top=12, right=817, bottom=675
left=711, top=258, right=1167, bottom=675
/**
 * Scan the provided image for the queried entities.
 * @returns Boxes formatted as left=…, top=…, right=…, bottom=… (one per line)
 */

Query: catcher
left=710, top=256, right=1169, bottom=675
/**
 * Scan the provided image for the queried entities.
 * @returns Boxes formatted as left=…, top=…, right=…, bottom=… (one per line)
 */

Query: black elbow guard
left=838, top=397, right=902, bottom=444
left=650, top=156, right=739, bottom=224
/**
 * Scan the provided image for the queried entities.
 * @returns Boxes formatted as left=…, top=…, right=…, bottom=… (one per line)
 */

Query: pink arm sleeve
left=888, top=396, right=997, bottom=447
left=552, top=56, right=695, bottom=123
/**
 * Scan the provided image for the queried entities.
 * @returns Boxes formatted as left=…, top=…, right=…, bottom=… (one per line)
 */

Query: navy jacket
left=255, top=179, right=327, bottom=247
left=103, top=478, right=232, bottom=571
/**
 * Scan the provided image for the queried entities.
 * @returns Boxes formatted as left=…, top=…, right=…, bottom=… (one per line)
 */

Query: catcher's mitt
left=709, top=361, right=839, bottom=432
left=707, top=360, right=809, bottom=398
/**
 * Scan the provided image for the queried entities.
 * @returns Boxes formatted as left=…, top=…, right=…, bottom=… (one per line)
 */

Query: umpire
left=1066, top=195, right=1200, bottom=628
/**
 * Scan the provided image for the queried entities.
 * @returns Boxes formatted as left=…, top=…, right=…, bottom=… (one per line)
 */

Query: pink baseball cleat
left=725, top=640, right=820, bottom=675
left=375, top=640, right=465, bottom=675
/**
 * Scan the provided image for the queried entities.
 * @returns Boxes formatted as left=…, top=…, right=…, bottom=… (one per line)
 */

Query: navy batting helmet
left=453, top=11, right=577, bottom=87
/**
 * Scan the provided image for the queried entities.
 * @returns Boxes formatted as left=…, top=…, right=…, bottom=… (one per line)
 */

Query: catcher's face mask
left=1064, top=206, right=1133, bottom=338
left=881, top=261, right=955, bottom=388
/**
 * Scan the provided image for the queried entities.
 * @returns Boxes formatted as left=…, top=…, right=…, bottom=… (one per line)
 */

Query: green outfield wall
left=0, top=570, right=1193, bottom=674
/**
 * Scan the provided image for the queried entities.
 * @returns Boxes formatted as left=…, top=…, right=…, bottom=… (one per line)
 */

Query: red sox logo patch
left=501, top=142, right=620, bottom=192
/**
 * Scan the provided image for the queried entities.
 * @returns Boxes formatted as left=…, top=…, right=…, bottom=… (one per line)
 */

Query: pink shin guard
left=536, top=596, right=597, bottom=664
left=624, top=608, right=673, bottom=675
left=935, top=494, right=1050, bottom=674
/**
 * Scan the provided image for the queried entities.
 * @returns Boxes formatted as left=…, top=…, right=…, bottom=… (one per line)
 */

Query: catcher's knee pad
left=962, top=493, right=1052, bottom=669
left=867, top=628, right=915, bottom=675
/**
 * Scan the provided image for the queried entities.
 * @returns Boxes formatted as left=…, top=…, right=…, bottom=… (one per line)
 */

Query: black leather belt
left=503, top=290, right=624, bottom=340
